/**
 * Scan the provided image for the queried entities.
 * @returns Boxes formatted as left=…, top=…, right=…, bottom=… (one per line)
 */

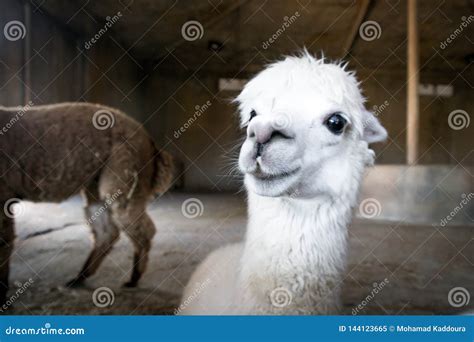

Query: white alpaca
left=179, top=53, right=387, bottom=315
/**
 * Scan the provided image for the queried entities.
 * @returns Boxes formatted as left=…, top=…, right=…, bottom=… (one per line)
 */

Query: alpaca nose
left=248, top=118, right=294, bottom=146
left=248, top=121, right=274, bottom=145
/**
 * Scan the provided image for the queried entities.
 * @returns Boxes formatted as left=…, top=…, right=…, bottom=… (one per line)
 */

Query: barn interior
left=0, top=0, right=473, bottom=314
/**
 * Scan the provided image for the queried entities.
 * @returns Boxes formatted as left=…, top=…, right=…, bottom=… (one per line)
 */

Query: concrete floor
left=8, top=192, right=474, bottom=315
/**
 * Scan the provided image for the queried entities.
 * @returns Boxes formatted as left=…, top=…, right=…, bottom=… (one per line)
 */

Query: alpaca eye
left=249, top=110, right=257, bottom=121
left=325, top=113, right=347, bottom=135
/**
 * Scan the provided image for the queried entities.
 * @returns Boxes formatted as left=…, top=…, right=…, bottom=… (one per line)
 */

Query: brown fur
left=0, top=102, right=174, bottom=304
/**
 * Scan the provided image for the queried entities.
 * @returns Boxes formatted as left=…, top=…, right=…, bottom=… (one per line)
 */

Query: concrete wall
left=359, top=165, right=474, bottom=225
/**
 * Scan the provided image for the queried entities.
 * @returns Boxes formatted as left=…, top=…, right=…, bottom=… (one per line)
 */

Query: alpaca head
left=236, top=53, right=387, bottom=199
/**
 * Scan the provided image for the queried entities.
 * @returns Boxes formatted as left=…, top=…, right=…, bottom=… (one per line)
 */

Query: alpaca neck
left=238, top=191, right=355, bottom=312
left=243, top=192, right=353, bottom=270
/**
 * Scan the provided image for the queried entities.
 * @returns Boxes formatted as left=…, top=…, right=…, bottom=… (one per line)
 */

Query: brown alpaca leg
left=0, top=209, right=14, bottom=305
left=95, top=142, right=157, bottom=287
left=66, top=190, right=119, bottom=287
left=111, top=207, right=156, bottom=287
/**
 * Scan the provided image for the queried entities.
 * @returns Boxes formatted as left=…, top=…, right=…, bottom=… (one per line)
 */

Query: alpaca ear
left=362, top=111, right=387, bottom=143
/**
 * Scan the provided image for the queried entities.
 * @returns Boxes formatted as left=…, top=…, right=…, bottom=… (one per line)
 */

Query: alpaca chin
left=244, top=171, right=301, bottom=197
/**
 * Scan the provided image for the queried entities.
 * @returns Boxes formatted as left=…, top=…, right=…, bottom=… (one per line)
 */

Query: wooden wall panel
left=0, top=0, right=25, bottom=106
left=28, top=6, right=84, bottom=105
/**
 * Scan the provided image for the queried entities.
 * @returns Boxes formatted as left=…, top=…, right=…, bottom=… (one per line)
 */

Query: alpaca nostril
left=256, top=143, right=264, bottom=157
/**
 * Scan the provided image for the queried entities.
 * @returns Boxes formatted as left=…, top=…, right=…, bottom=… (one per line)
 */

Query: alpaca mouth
left=251, top=167, right=301, bottom=182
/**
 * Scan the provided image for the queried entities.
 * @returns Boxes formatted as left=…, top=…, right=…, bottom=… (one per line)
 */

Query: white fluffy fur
left=180, top=52, right=387, bottom=315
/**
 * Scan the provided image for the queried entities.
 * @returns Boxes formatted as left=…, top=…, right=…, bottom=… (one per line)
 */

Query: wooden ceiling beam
left=342, top=0, right=371, bottom=59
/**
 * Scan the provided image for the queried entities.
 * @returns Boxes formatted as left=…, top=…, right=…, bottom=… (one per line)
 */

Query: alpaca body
left=1, top=103, right=155, bottom=201
left=0, top=102, right=173, bottom=304
left=180, top=243, right=242, bottom=314
left=181, top=196, right=350, bottom=315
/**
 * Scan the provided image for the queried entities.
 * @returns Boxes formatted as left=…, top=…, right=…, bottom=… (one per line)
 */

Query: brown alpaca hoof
left=66, top=277, right=85, bottom=288
left=123, top=280, right=138, bottom=288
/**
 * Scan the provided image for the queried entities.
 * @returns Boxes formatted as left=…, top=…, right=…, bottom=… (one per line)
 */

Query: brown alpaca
left=0, top=102, right=174, bottom=304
